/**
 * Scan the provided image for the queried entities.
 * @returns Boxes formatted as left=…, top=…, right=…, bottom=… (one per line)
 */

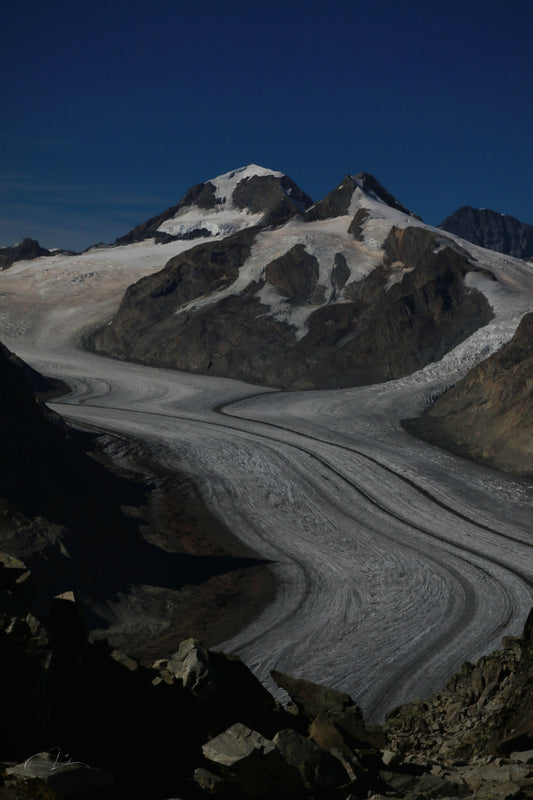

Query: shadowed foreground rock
left=4, top=555, right=533, bottom=798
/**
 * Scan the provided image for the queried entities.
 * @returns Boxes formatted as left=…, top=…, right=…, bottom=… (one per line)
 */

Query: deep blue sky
left=1, top=0, right=532, bottom=251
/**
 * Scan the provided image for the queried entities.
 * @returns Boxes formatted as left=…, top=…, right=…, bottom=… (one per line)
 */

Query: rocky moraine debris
left=4, top=554, right=533, bottom=799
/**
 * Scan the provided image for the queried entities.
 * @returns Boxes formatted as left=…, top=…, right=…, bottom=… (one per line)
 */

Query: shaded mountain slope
left=0, top=341, right=273, bottom=653
left=404, top=312, right=533, bottom=475
left=439, top=206, right=533, bottom=259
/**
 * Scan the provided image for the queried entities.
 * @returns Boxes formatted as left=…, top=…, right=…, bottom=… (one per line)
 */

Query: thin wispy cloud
left=0, top=177, right=169, bottom=208
left=0, top=132, right=101, bottom=152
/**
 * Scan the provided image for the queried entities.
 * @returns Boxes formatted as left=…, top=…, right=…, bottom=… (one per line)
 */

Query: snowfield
left=2, top=185, right=533, bottom=721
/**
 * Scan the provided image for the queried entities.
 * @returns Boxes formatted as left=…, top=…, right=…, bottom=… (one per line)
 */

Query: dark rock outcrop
left=0, top=560, right=280, bottom=798
left=404, top=312, right=533, bottom=475
left=0, top=237, right=52, bottom=270
left=264, top=244, right=320, bottom=302
left=231, top=172, right=313, bottom=225
left=439, top=206, right=533, bottom=259
left=0, top=340, right=273, bottom=664
left=116, top=182, right=221, bottom=245
left=91, top=223, right=492, bottom=390
left=305, top=172, right=414, bottom=221
left=1, top=342, right=66, bottom=398
left=4, top=531, right=533, bottom=798
left=385, top=613, right=533, bottom=764
left=356, top=172, right=416, bottom=216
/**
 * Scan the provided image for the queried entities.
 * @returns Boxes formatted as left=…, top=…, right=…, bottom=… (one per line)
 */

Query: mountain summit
left=116, top=165, right=313, bottom=245
left=305, top=172, right=415, bottom=221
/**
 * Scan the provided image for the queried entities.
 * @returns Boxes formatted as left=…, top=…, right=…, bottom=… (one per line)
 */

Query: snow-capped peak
left=156, top=164, right=310, bottom=240
left=210, top=164, right=284, bottom=202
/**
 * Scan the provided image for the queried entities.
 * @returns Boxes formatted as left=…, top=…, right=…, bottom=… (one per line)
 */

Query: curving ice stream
left=2, top=243, right=533, bottom=721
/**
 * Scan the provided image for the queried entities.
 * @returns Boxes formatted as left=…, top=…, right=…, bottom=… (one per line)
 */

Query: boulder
left=202, top=722, right=303, bottom=797
left=156, top=638, right=212, bottom=695
left=154, top=639, right=283, bottom=738
left=273, top=728, right=347, bottom=789
left=270, top=669, right=357, bottom=721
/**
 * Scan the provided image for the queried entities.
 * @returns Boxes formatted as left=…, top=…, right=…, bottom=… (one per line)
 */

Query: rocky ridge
left=439, top=206, right=533, bottom=259
left=0, top=237, right=53, bottom=270
left=90, top=169, right=496, bottom=390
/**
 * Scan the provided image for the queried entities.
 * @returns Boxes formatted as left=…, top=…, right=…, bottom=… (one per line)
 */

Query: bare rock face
left=90, top=219, right=492, bottom=390
left=385, top=611, right=533, bottom=763
left=264, top=244, right=320, bottom=302
left=271, top=669, right=358, bottom=721
left=116, top=166, right=313, bottom=245
left=231, top=172, right=312, bottom=225
left=439, top=206, right=533, bottom=259
left=0, top=237, right=52, bottom=270
left=115, top=182, right=222, bottom=244
left=90, top=170, right=497, bottom=390
left=305, top=172, right=414, bottom=221
left=404, top=312, right=533, bottom=475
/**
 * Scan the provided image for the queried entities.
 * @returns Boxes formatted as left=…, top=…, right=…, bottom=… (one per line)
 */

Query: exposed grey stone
left=381, top=749, right=400, bottom=766
left=202, top=723, right=302, bottom=797
left=410, top=773, right=465, bottom=797
left=263, top=244, right=319, bottom=302
left=380, top=769, right=419, bottom=793
left=0, top=238, right=52, bottom=270
left=203, top=723, right=276, bottom=768
left=270, top=669, right=357, bottom=721
left=160, top=638, right=212, bottom=694
left=331, top=252, right=350, bottom=291
left=110, top=649, right=138, bottom=671
left=330, top=747, right=365, bottom=781
left=406, top=311, right=533, bottom=476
